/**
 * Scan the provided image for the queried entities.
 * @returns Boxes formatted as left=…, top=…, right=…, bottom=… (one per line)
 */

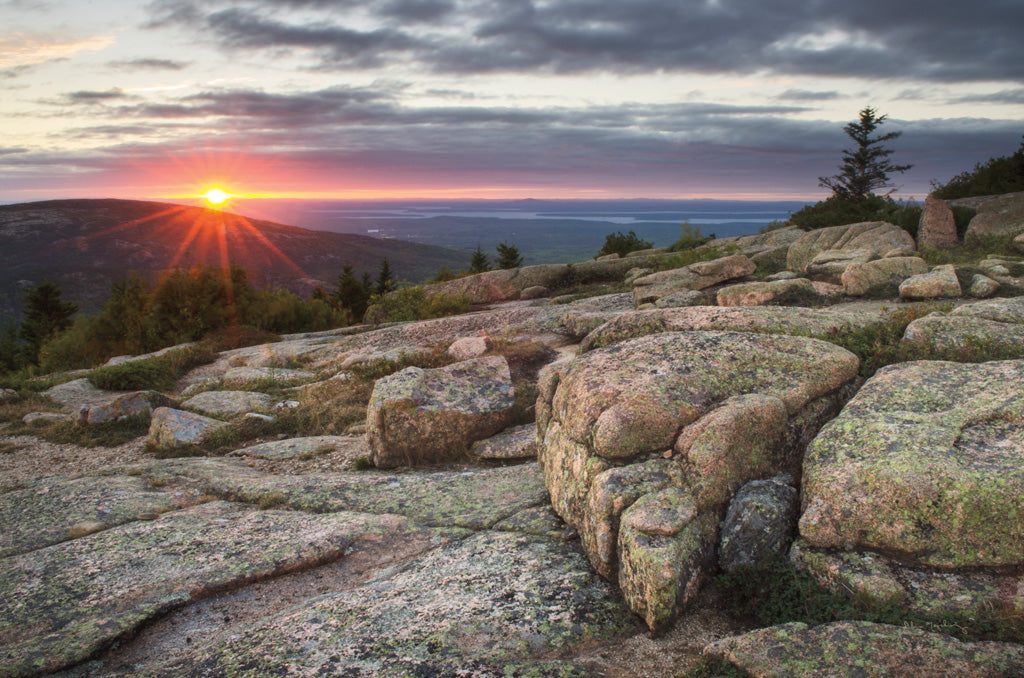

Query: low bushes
left=87, top=344, right=215, bottom=392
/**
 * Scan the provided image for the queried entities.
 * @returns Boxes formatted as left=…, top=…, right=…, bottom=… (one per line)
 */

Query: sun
left=202, top=187, right=232, bottom=207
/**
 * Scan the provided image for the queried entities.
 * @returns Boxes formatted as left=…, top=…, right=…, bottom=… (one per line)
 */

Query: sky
left=1, top=0, right=1023, bottom=204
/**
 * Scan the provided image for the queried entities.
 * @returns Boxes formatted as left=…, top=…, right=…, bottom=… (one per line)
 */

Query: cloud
left=108, top=58, right=190, bottom=71
left=142, top=0, right=1024, bottom=83
left=950, top=88, right=1024, bottom=105
left=0, top=32, right=113, bottom=68
left=64, top=88, right=131, bottom=104
left=776, top=89, right=843, bottom=102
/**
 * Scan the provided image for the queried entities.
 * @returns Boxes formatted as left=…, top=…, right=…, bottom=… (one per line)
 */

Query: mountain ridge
left=0, top=198, right=470, bottom=318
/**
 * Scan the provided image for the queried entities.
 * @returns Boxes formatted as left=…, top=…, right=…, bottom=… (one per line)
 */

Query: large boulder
left=537, top=331, right=859, bottom=630
left=917, top=195, right=959, bottom=249
left=147, top=407, right=229, bottom=448
left=366, top=356, right=516, bottom=468
left=705, top=621, right=1024, bottom=677
left=716, top=278, right=822, bottom=307
left=901, top=296, right=1024, bottom=361
left=786, top=221, right=916, bottom=280
left=841, top=256, right=929, bottom=297
left=898, top=264, right=962, bottom=300
left=962, top=191, right=1024, bottom=240
left=801, top=359, right=1024, bottom=569
left=631, top=254, right=756, bottom=305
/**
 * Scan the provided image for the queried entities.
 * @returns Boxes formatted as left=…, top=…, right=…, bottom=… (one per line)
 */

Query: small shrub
left=788, top=194, right=921, bottom=234
left=352, top=456, right=373, bottom=471
left=429, top=267, right=463, bottom=283
left=87, top=344, right=215, bottom=392
left=668, top=222, right=713, bottom=251
left=930, top=137, right=1024, bottom=199
left=598, top=230, right=652, bottom=258
left=363, top=288, right=472, bottom=325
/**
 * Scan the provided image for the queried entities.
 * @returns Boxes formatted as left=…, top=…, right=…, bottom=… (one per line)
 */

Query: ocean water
left=251, top=198, right=810, bottom=264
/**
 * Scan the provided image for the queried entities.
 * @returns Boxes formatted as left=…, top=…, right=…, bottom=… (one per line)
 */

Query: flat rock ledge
left=537, top=330, right=860, bottom=631
left=705, top=621, right=1024, bottom=678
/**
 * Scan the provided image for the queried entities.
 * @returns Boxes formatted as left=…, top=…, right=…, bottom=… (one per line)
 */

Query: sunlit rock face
left=536, top=330, right=859, bottom=631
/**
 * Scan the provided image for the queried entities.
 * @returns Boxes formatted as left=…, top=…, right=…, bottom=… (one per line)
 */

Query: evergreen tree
left=19, top=280, right=77, bottom=364
left=374, top=258, right=396, bottom=296
left=494, top=242, right=523, bottom=269
left=819, top=107, right=912, bottom=202
left=469, top=246, right=491, bottom=274
left=335, top=262, right=371, bottom=319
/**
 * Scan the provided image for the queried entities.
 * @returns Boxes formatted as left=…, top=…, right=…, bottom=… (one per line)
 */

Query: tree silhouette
left=20, top=280, right=77, bottom=364
left=469, top=246, right=491, bottom=274
left=495, top=242, right=523, bottom=269
left=819, top=107, right=912, bottom=202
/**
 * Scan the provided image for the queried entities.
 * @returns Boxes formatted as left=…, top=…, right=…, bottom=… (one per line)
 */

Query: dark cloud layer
left=145, top=0, right=1024, bottom=82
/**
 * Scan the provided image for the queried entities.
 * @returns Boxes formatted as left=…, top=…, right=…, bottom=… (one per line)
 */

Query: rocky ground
left=3, top=194, right=1024, bottom=677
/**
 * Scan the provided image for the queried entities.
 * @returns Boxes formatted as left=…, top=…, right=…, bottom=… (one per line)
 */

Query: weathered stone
left=918, top=195, right=960, bottom=248
left=582, top=460, right=687, bottom=578
left=675, top=393, right=790, bottom=510
left=969, top=274, right=1001, bottom=298
left=963, top=191, right=1024, bottom=240
left=222, top=365, right=315, bottom=386
left=237, top=435, right=366, bottom=460
left=150, top=531, right=637, bottom=677
left=653, top=289, right=712, bottom=308
left=807, top=247, right=878, bottom=282
left=0, top=474, right=202, bottom=558
left=901, top=297, right=1024, bottom=361
left=519, top=284, right=549, bottom=299
left=787, top=221, right=916, bottom=277
left=841, top=256, right=929, bottom=297
left=801, top=359, right=1024, bottom=568
left=718, top=474, right=798, bottom=572
left=0, top=388, right=18, bottom=402
left=705, top=621, right=1024, bottom=678
left=579, top=305, right=891, bottom=352
left=127, top=457, right=550, bottom=531
left=469, top=423, right=538, bottom=460
left=617, top=488, right=718, bottom=632
left=147, top=406, right=229, bottom=448
left=0, top=501, right=412, bottom=677
left=366, top=356, right=516, bottom=468
left=898, top=264, right=962, bottom=300
left=716, top=278, right=821, bottom=307
left=1015, top=232, right=1024, bottom=254
left=447, top=335, right=492, bottom=360
left=22, top=411, right=72, bottom=426
left=558, top=310, right=616, bottom=341
left=180, top=390, right=275, bottom=418
left=632, top=254, right=756, bottom=305
left=102, top=342, right=198, bottom=366
left=791, top=540, right=1024, bottom=623
left=538, top=331, right=859, bottom=629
